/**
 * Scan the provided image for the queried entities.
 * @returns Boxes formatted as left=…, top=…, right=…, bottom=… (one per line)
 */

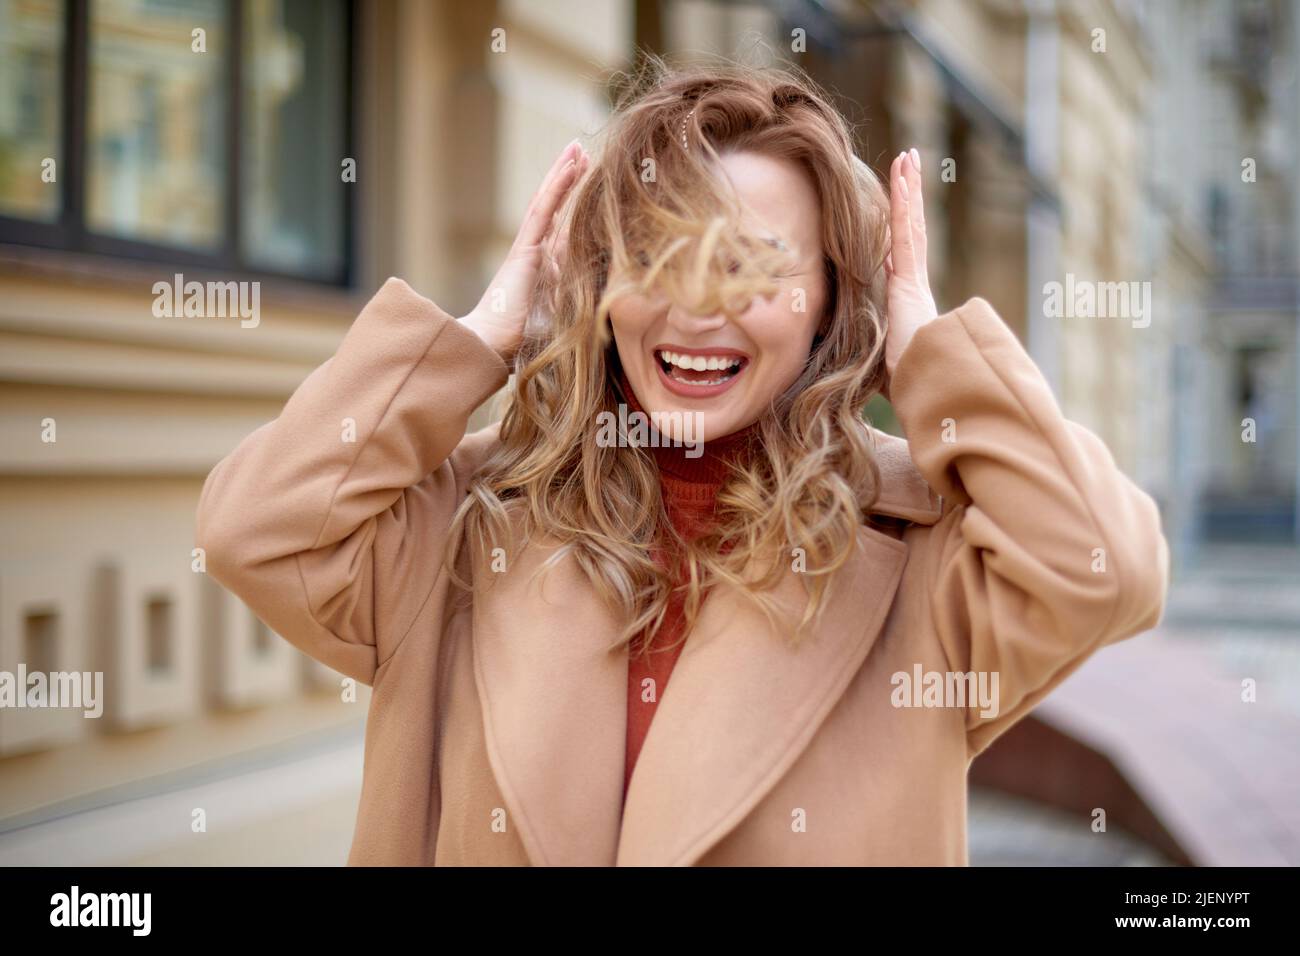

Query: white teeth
left=657, top=350, right=743, bottom=371
left=667, top=369, right=733, bottom=386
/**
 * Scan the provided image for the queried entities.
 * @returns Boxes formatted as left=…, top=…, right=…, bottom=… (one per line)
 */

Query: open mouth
left=654, top=348, right=749, bottom=394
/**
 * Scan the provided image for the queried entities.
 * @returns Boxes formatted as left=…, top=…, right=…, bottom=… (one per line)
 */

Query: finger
left=904, top=147, right=928, bottom=282
left=883, top=152, right=898, bottom=271
left=517, top=154, right=581, bottom=250
left=517, top=142, right=583, bottom=243
left=545, top=216, right=566, bottom=262
left=888, top=152, right=917, bottom=280
left=542, top=152, right=587, bottom=267
left=543, top=211, right=571, bottom=282
left=532, top=141, right=582, bottom=210
left=530, top=143, right=583, bottom=220
left=554, top=152, right=588, bottom=248
left=883, top=151, right=900, bottom=279
left=889, top=150, right=899, bottom=277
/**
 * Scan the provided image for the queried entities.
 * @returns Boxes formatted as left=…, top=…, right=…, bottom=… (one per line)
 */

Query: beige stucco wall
left=0, top=0, right=631, bottom=864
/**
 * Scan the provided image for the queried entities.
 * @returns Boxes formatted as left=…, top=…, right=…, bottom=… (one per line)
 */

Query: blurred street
left=0, top=722, right=364, bottom=866
left=971, top=542, right=1300, bottom=866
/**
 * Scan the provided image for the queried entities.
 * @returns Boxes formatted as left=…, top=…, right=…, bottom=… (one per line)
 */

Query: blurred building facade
left=0, top=0, right=632, bottom=863
left=0, top=0, right=1295, bottom=864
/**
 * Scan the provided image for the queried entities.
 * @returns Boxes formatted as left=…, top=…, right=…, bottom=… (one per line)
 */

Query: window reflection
left=2, top=0, right=349, bottom=281
left=242, top=0, right=346, bottom=277
left=0, top=0, right=64, bottom=222
left=87, top=0, right=226, bottom=249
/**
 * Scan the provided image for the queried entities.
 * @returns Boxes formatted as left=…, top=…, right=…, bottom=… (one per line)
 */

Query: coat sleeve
left=194, top=277, right=510, bottom=686
left=887, top=297, right=1170, bottom=759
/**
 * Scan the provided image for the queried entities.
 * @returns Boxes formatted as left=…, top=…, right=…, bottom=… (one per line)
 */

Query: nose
left=665, top=303, right=728, bottom=336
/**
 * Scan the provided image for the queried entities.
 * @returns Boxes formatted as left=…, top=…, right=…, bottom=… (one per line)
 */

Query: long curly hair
left=445, top=54, right=892, bottom=655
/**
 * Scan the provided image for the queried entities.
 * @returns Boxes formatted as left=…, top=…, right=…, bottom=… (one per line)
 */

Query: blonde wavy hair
left=445, top=54, right=892, bottom=655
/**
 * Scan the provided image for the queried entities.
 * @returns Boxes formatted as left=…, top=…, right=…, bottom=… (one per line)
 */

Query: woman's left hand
left=883, top=147, right=939, bottom=386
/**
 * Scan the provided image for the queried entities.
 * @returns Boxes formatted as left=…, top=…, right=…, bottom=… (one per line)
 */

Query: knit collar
left=614, top=366, right=762, bottom=489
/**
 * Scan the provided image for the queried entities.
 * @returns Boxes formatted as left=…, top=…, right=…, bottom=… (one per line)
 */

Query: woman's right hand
left=459, top=139, right=589, bottom=363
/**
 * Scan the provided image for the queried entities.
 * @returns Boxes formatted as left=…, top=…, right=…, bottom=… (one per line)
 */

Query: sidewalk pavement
left=969, top=541, right=1300, bottom=866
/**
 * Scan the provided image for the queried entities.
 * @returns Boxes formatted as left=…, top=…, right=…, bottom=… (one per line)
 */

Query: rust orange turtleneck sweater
left=617, top=367, right=761, bottom=801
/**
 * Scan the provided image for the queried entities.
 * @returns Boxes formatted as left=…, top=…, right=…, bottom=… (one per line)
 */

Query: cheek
left=607, top=298, right=653, bottom=358
left=609, top=289, right=666, bottom=331
left=747, top=283, right=827, bottom=373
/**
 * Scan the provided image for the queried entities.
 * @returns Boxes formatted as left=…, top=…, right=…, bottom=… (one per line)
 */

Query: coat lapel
left=471, top=530, right=629, bottom=866
left=471, top=428, right=941, bottom=867
left=616, top=520, right=910, bottom=865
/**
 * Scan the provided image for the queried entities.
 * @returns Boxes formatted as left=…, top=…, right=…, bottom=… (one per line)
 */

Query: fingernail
left=898, top=176, right=909, bottom=200
left=910, top=148, right=921, bottom=171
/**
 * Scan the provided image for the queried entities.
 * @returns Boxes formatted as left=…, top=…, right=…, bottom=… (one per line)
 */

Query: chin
left=700, top=411, right=743, bottom=442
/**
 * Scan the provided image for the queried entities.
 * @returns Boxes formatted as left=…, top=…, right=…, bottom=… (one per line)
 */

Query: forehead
left=713, top=149, right=824, bottom=261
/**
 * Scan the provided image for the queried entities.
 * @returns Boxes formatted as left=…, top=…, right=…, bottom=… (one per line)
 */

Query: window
left=0, top=0, right=64, bottom=222
left=24, top=608, right=60, bottom=674
left=146, top=594, right=172, bottom=672
left=0, top=0, right=353, bottom=284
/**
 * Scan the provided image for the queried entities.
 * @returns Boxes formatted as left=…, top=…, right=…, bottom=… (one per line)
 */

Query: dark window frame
left=0, top=0, right=358, bottom=288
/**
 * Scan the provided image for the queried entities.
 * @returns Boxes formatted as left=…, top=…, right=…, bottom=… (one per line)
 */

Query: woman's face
left=608, top=149, right=829, bottom=443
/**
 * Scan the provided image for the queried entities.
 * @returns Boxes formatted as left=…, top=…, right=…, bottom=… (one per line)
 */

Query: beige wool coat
left=195, top=277, right=1169, bottom=866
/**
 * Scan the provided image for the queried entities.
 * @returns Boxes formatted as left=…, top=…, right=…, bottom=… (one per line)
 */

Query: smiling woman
left=196, top=53, right=1169, bottom=867
left=453, top=60, right=898, bottom=653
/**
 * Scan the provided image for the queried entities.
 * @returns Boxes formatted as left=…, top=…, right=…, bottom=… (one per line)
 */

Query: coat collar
left=470, top=426, right=941, bottom=866
left=867, top=426, right=944, bottom=525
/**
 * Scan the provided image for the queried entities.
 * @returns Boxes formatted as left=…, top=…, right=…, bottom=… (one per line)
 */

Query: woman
left=195, top=61, right=1169, bottom=866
